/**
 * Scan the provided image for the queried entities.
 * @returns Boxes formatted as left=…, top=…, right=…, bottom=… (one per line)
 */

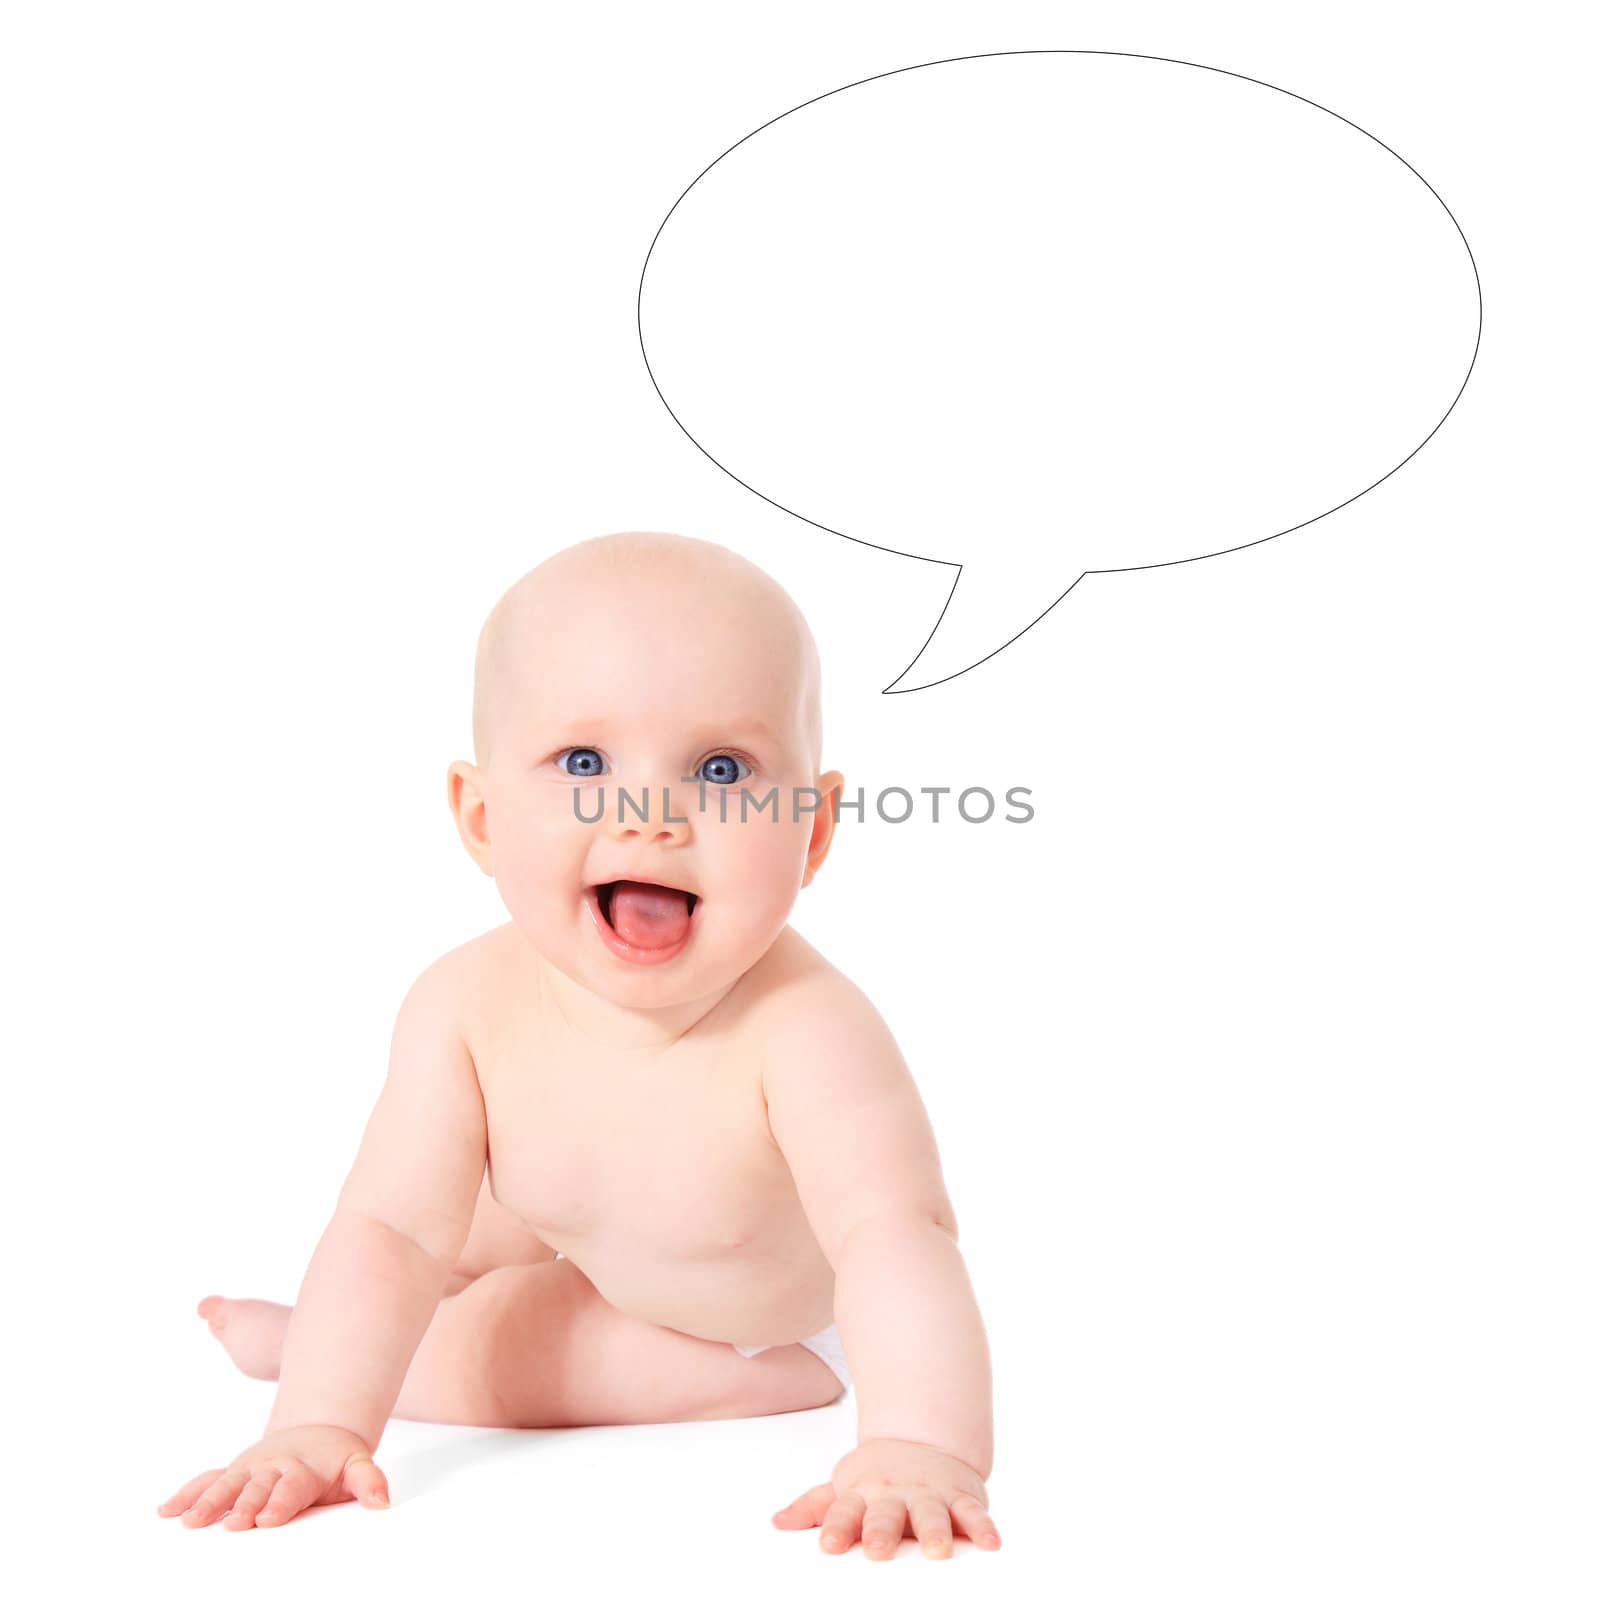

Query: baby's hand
left=771, top=1438, right=1001, bottom=1560
left=157, top=1425, right=389, bottom=1531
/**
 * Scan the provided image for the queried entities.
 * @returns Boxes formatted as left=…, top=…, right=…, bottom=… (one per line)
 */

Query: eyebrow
left=540, top=718, right=780, bottom=744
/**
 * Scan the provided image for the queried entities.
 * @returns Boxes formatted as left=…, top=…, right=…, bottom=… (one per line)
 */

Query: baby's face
left=466, top=554, right=833, bottom=1008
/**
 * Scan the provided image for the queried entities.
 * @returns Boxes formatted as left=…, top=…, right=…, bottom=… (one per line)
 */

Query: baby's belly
left=499, top=1168, right=837, bottom=1347
left=564, top=1233, right=837, bottom=1348
left=479, top=1043, right=835, bottom=1345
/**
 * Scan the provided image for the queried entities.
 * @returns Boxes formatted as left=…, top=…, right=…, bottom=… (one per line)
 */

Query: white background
left=3, top=3, right=1595, bottom=1597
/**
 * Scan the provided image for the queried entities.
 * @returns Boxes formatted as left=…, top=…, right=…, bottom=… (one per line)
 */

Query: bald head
left=470, top=532, right=823, bottom=773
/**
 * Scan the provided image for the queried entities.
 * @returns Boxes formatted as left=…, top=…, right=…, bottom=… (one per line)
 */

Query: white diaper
left=733, top=1323, right=851, bottom=1389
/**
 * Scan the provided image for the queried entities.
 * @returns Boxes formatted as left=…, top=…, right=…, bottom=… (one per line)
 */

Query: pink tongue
left=608, top=881, right=691, bottom=949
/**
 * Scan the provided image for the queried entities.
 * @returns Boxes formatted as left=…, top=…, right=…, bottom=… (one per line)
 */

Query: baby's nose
left=605, top=778, right=694, bottom=843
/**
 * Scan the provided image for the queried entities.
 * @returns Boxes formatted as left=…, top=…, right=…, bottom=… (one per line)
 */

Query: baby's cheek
left=490, top=862, right=552, bottom=944
left=724, top=813, right=809, bottom=921
left=488, top=814, right=577, bottom=926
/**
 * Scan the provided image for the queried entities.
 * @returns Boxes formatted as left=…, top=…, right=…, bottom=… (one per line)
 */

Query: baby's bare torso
left=456, top=923, right=836, bottom=1349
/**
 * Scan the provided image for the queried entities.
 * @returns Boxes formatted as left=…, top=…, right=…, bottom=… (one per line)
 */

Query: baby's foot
left=196, top=1295, right=291, bottom=1381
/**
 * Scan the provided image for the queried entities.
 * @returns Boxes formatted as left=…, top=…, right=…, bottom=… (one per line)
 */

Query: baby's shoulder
left=394, top=924, right=517, bottom=1033
left=739, top=927, right=888, bottom=1046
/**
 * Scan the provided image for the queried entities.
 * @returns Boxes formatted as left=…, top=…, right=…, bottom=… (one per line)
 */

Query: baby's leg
left=199, top=1261, right=843, bottom=1426
left=197, top=1271, right=477, bottom=1379
left=391, top=1259, right=845, bottom=1428
left=198, top=1172, right=551, bottom=1377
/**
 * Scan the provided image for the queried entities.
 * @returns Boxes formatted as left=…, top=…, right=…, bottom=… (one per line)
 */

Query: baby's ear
left=447, top=761, right=494, bottom=877
left=801, top=770, right=846, bottom=887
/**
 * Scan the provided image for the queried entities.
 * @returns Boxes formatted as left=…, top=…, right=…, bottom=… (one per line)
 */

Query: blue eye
left=557, top=747, right=607, bottom=778
left=698, top=752, right=749, bottom=786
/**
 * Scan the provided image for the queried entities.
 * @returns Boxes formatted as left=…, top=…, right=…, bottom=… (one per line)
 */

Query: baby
left=157, top=532, right=1000, bottom=1561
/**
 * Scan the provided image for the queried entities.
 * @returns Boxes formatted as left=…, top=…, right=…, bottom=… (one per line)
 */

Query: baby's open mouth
left=587, top=879, right=699, bottom=960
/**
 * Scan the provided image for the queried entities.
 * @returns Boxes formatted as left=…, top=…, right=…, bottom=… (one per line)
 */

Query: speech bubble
left=638, top=50, right=1481, bottom=691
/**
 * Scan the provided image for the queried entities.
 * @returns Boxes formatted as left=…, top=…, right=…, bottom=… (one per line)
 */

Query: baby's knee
left=402, top=1263, right=576, bottom=1426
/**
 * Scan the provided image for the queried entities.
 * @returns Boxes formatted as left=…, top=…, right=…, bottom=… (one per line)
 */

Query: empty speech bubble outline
left=638, top=50, right=1482, bottom=691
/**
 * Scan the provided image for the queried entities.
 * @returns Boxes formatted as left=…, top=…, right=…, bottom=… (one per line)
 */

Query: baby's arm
left=762, top=976, right=999, bottom=1560
left=160, top=955, right=488, bottom=1530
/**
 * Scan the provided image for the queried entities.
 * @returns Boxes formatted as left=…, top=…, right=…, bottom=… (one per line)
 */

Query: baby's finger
left=343, top=1453, right=390, bottom=1509
left=949, top=1490, right=1001, bottom=1550
left=254, top=1460, right=320, bottom=1528
left=181, top=1468, right=250, bottom=1527
left=907, top=1493, right=953, bottom=1560
left=772, top=1483, right=833, bottom=1528
left=223, top=1469, right=282, bottom=1531
left=158, top=1469, right=223, bottom=1517
left=860, top=1496, right=908, bottom=1561
left=818, top=1490, right=866, bottom=1555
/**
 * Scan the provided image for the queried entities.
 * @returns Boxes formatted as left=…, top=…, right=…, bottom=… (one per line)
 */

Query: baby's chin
left=499, top=872, right=801, bottom=1008
left=511, top=901, right=748, bottom=1011
left=555, top=946, right=747, bottom=1011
